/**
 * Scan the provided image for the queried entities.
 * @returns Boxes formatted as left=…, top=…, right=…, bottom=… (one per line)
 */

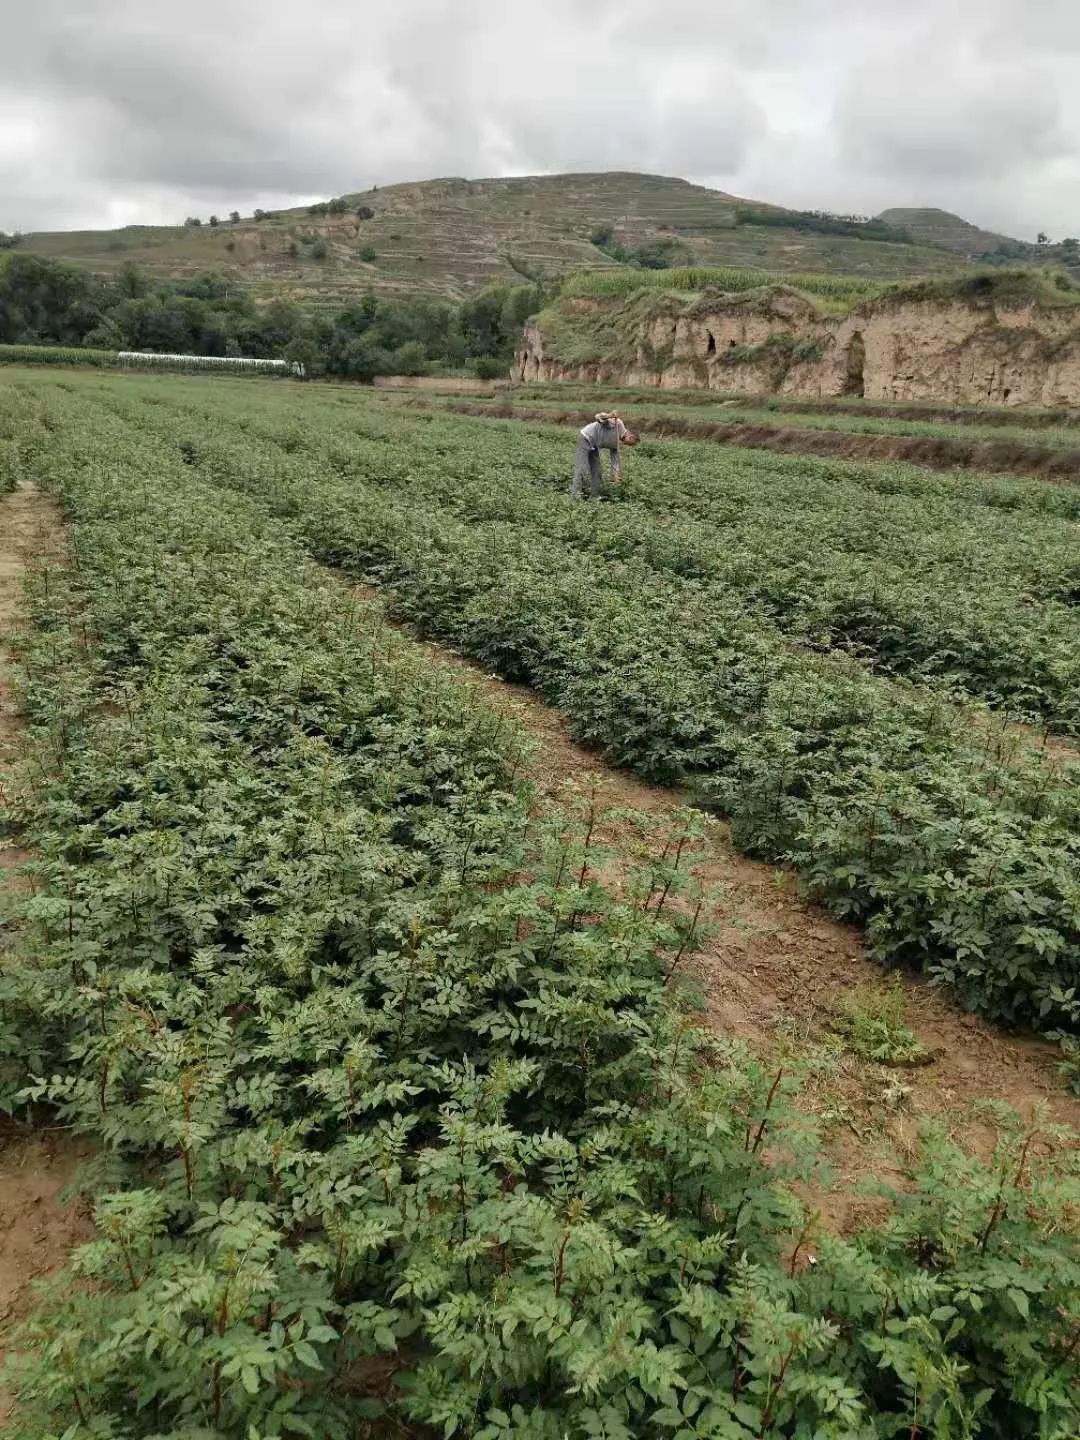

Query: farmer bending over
left=570, top=412, right=638, bottom=499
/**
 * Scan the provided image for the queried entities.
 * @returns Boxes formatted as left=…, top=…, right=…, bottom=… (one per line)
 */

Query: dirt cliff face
left=517, top=290, right=1080, bottom=407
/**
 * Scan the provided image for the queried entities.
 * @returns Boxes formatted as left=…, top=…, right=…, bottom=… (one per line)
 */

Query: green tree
left=474, top=356, right=507, bottom=379
left=284, top=328, right=321, bottom=378
left=392, top=339, right=429, bottom=375
left=0, top=253, right=100, bottom=344
left=115, top=261, right=150, bottom=300
left=499, top=284, right=540, bottom=345
left=460, top=283, right=508, bottom=356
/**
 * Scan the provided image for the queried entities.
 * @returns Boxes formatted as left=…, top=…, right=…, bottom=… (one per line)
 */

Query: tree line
left=0, top=253, right=540, bottom=379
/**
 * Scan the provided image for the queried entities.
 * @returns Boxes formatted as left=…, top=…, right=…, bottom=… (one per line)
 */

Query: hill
left=878, top=206, right=1026, bottom=258
left=879, top=207, right=1080, bottom=269
left=16, top=172, right=973, bottom=309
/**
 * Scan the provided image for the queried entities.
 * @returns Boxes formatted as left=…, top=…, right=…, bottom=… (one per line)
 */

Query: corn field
left=561, top=265, right=889, bottom=304
left=0, top=343, right=299, bottom=375
left=0, top=342, right=117, bottom=367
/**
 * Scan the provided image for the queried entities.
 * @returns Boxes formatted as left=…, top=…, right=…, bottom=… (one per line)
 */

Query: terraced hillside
left=880, top=207, right=1080, bottom=269
left=878, top=207, right=1021, bottom=257
left=18, top=171, right=971, bottom=307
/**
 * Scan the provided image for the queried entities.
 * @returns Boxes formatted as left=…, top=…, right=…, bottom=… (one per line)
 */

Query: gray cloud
left=1, top=0, right=1078, bottom=240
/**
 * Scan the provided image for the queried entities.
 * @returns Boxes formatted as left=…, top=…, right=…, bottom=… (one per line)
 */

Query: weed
left=834, top=979, right=932, bottom=1066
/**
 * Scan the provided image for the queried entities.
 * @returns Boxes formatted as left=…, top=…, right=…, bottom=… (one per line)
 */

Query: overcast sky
left=2, top=0, right=1078, bottom=241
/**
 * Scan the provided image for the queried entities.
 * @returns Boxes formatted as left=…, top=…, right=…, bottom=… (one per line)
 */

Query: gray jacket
left=579, top=417, right=628, bottom=451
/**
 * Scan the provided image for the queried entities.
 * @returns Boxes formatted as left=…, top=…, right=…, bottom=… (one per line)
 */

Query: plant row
left=6, top=376, right=1079, bottom=1437
left=99, top=381, right=1080, bottom=734
left=72, top=378, right=1080, bottom=1035
left=461, top=390, right=1080, bottom=453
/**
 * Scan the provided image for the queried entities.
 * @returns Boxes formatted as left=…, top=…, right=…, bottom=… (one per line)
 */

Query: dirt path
left=386, top=618, right=1080, bottom=1218
left=0, top=482, right=92, bottom=1409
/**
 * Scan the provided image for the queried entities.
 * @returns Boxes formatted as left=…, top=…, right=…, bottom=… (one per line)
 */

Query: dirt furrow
left=359, top=599, right=1080, bottom=1214
left=0, top=481, right=93, bottom=1404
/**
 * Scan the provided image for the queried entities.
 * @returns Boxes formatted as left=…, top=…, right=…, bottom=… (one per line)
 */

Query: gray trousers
left=570, top=436, right=618, bottom=499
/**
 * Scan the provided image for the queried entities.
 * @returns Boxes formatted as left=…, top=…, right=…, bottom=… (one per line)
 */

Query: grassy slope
left=18, top=171, right=971, bottom=307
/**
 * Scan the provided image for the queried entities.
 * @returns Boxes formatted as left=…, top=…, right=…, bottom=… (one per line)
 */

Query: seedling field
left=0, top=367, right=1077, bottom=1438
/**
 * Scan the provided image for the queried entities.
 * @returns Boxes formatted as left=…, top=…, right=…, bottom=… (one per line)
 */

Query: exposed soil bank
left=373, top=375, right=509, bottom=395
left=528, top=385, right=1080, bottom=430
left=519, top=283, right=1080, bottom=407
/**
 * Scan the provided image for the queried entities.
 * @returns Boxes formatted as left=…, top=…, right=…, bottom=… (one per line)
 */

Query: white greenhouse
left=117, top=352, right=301, bottom=376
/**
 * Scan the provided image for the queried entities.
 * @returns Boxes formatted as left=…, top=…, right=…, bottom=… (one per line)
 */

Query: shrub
left=388, top=339, right=427, bottom=375
left=474, top=356, right=507, bottom=379
left=734, top=206, right=915, bottom=245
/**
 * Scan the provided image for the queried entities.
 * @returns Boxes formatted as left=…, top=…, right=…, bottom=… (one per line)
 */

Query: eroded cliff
left=517, top=275, right=1080, bottom=407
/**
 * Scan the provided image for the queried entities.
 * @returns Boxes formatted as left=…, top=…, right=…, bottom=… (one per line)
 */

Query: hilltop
left=878, top=207, right=1019, bottom=257
left=15, top=172, right=981, bottom=308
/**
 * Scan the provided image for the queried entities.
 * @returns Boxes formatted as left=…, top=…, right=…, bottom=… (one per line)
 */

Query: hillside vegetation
left=16, top=172, right=974, bottom=307
left=559, top=263, right=1080, bottom=312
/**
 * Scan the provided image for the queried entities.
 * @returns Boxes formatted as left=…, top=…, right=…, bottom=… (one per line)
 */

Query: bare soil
left=0, top=1131, right=94, bottom=1341
left=532, top=386, right=1080, bottom=431
left=441, top=401, right=1080, bottom=485
left=373, top=376, right=509, bottom=395
left=391, top=621, right=1080, bottom=1224
left=0, top=482, right=90, bottom=1406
